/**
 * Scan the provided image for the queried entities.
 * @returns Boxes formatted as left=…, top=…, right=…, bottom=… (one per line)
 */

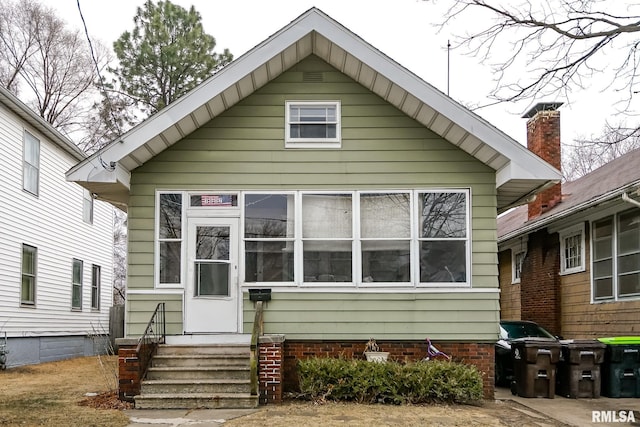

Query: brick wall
left=526, top=109, right=562, bottom=219
left=520, top=229, right=561, bottom=335
left=283, top=340, right=495, bottom=399
left=117, top=340, right=155, bottom=402
left=259, top=335, right=284, bottom=404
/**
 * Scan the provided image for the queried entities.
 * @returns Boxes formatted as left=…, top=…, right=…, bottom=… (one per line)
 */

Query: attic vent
left=303, top=72, right=324, bottom=82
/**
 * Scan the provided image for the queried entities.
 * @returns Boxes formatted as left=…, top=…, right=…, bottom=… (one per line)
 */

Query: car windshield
left=501, top=322, right=555, bottom=340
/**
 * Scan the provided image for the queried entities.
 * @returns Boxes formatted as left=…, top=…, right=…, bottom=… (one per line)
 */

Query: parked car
left=495, top=320, right=559, bottom=386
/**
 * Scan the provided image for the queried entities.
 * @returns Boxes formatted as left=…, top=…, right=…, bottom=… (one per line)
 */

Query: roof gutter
left=499, top=181, right=640, bottom=244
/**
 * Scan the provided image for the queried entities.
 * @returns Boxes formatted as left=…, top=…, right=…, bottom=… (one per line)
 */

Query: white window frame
left=240, top=189, right=471, bottom=289
left=512, top=250, right=525, bottom=284
left=155, top=191, right=185, bottom=288
left=72, top=258, right=83, bottom=310
left=21, top=244, right=37, bottom=306
left=23, top=130, right=40, bottom=196
left=91, top=264, right=101, bottom=310
left=591, top=209, right=640, bottom=302
left=559, top=223, right=585, bottom=275
left=285, top=101, right=341, bottom=148
left=83, top=189, right=94, bottom=224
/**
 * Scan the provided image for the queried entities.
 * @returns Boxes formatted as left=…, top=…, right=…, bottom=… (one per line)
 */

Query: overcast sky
left=49, top=0, right=627, bottom=147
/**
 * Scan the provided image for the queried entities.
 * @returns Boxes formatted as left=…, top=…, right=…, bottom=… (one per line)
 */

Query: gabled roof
left=66, top=7, right=560, bottom=210
left=0, top=86, right=86, bottom=161
left=498, top=148, right=640, bottom=242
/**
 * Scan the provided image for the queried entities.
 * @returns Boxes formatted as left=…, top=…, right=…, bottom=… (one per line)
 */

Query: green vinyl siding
left=126, top=55, right=499, bottom=339
left=242, top=292, right=499, bottom=341
left=126, top=293, right=183, bottom=336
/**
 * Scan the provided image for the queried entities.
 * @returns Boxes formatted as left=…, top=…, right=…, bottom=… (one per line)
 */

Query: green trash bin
left=598, top=337, right=640, bottom=398
left=511, top=338, right=561, bottom=398
left=556, top=339, right=606, bottom=398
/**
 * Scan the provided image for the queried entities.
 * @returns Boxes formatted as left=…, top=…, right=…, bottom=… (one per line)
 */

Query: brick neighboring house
left=498, top=102, right=640, bottom=338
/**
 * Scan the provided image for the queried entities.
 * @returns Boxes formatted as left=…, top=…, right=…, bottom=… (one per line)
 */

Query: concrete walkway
left=124, top=391, right=639, bottom=427
left=495, top=387, right=639, bottom=426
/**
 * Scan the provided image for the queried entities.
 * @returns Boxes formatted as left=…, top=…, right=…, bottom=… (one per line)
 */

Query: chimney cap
left=522, top=102, right=564, bottom=118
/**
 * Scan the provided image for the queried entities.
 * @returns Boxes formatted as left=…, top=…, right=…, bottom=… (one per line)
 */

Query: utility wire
left=76, top=0, right=121, bottom=170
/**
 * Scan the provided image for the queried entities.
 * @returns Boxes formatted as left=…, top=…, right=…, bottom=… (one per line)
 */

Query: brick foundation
left=282, top=340, right=495, bottom=399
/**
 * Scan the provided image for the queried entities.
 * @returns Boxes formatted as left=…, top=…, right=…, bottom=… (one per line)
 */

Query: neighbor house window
left=72, top=259, right=83, bottom=310
left=21, top=244, right=37, bottom=305
left=157, top=192, right=183, bottom=285
left=91, top=265, right=101, bottom=310
left=560, top=224, right=585, bottom=274
left=83, top=189, right=94, bottom=224
left=512, top=251, right=525, bottom=283
left=285, top=101, right=340, bottom=147
left=243, top=189, right=470, bottom=287
left=592, top=209, right=640, bottom=301
left=23, top=131, right=40, bottom=195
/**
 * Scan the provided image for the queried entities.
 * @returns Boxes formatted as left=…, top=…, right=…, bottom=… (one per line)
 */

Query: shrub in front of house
left=297, top=357, right=483, bottom=404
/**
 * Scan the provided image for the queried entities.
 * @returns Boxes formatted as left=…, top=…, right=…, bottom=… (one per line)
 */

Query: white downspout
left=622, top=192, right=640, bottom=208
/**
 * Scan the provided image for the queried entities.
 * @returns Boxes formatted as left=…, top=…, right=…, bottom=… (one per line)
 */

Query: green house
left=67, top=8, right=560, bottom=402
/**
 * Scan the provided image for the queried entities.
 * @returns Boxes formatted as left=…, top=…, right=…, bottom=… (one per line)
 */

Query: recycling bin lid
left=597, top=336, right=640, bottom=345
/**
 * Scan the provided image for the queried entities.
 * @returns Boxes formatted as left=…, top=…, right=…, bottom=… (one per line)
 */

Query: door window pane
left=195, top=262, right=229, bottom=296
left=196, top=226, right=229, bottom=260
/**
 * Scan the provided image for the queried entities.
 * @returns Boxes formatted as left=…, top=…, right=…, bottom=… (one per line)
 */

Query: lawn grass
left=0, top=355, right=129, bottom=427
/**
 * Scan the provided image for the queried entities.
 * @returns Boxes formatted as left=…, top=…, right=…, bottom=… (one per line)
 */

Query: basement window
left=285, top=101, right=341, bottom=148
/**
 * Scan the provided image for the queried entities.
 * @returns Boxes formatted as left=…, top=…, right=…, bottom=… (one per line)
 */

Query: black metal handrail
left=136, top=302, right=166, bottom=378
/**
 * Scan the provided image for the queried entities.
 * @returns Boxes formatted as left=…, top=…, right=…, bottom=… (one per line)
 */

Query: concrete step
left=156, top=344, right=250, bottom=356
left=140, top=378, right=251, bottom=394
left=146, top=365, right=251, bottom=380
left=134, top=392, right=259, bottom=409
left=152, top=354, right=250, bottom=368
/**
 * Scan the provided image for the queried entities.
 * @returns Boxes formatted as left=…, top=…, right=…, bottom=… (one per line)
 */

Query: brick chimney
left=522, top=102, right=563, bottom=220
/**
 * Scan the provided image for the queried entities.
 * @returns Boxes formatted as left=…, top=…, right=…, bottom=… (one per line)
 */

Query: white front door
left=184, top=217, right=239, bottom=333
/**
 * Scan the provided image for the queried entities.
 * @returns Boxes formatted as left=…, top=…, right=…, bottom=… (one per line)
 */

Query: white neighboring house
left=0, top=86, right=114, bottom=368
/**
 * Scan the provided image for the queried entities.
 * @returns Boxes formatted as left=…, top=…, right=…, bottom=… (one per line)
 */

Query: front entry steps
left=134, top=344, right=258, bottom=409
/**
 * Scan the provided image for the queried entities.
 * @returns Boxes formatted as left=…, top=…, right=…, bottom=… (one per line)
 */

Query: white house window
left=23, top=131, right=40, bottom=195
left=158, top=193, right=183, bottom=285
left=91, top=264, right=101, bottom=310
left=21, top=244, right=37, bottom=305
left=512, top=251, right=525, bottom=283
left=242, top=189, right=470, bottom=287
left=592, top=209, right=640, bottom=301
left=285, top=101, right=341, bottom=147
left=72, top=258, right=83, bottom=310
left=244, top=193, right=295, bottom=282
left=83, top=189, right=94, bottom=224
left=302, top=193, right=353, bottom=282
left=360, top=193, right=411, bottom=283
left=419, top=192, right=468, bottom=283
left=559, top=224, right=585, bottom=274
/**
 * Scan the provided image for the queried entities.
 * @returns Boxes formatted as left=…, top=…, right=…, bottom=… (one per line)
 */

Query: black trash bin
left=556, top=339, right=606, bottom=398
left=511, top=338, right=561, bottom=398
left=598, top=337, right=640, bottom=398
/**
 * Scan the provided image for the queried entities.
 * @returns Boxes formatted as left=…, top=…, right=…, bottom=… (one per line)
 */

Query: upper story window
left=23, top=131, right=40, bottom=195
left=592, top=209, right=640, bottom=301
left=559, top=224, right=585, bottom=274
left=285, top=101, right=341, bottom=148
left=83, top=189, right=94, bottom=224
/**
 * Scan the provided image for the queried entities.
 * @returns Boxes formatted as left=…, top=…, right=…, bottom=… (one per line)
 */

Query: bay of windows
left=156, top=190, right=470, bottom=288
